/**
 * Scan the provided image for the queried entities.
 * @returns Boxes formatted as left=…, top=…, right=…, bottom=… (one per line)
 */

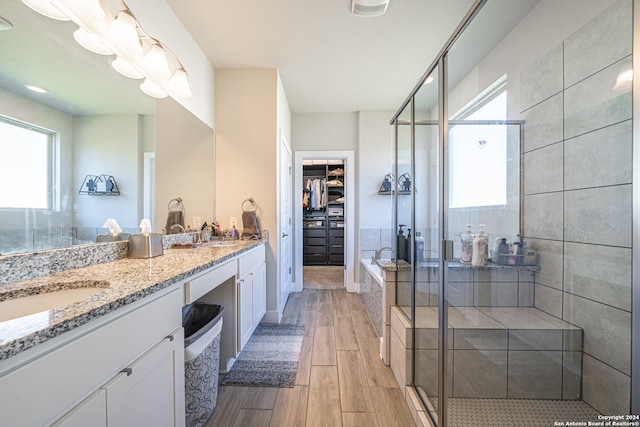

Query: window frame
left=0, top=115, right=58, bottom=212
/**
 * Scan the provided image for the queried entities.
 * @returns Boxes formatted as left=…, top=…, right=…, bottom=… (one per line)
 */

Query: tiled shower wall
left=519, top=0, right=632, bottom=414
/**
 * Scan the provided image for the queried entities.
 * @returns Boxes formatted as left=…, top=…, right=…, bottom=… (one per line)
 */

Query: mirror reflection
left=0, top=0, right=155, bottom=255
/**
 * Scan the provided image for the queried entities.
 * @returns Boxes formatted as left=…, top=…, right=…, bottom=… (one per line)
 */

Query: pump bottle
left=460, top=225, right=474, bottom=264
left=471, top=224, right=488, bottom=266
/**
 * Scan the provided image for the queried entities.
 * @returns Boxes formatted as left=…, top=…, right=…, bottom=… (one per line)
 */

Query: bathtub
left=359, top=260, right=384, bottom=338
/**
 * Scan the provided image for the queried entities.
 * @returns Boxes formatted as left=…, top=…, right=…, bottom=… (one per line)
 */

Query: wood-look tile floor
left=206, top=285, right=415, bottom=426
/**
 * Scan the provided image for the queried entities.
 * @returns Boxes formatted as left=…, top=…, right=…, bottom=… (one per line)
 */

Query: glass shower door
left=411, top=66, right=441, bottom=425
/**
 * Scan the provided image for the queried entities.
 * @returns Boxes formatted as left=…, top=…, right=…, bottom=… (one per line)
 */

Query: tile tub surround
left=359, top=260, right=384, bottom=337
left=390, top=305, right=583, bottom=401
left=0, top=239, right=265, bottom=361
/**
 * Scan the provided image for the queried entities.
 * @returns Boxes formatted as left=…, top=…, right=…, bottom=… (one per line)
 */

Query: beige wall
left=216, top=68, right=292, bottom=319
left=155, top=97, right=215, bottom=233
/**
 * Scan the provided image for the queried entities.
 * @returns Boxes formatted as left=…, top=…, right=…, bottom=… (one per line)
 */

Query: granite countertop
left=0, top=240, right=265, bottom=361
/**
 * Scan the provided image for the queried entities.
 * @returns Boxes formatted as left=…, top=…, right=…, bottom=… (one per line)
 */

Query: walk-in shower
left=388, top=0, right=637, bottom=425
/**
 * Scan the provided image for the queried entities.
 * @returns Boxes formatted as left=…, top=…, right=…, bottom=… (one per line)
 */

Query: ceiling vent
left=350, top=0, right=390, bottom=17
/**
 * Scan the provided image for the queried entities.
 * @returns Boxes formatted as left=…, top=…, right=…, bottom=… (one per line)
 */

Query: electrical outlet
left=230, top=216, right=238, bottom=228
left=193, top=217, right=201, bottom=229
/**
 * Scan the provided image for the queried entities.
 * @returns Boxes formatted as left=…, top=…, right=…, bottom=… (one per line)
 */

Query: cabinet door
left=238, top=276, right=254, bottom=350
left=252, top=263, right=266, bottom=325
left=105, top=331, right=184, bottom=427
left=53, top=390, right=107, bottom=427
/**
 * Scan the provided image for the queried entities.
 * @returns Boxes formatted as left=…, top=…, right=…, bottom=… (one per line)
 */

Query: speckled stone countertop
left=0, top=240, right=265, bottom=361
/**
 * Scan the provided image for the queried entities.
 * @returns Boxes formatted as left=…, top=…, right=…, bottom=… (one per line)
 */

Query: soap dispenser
left=471, top=224, right=488, bottom=266
left=460, top=224, right=474, bottom=264
left=397, top=225, right=407, bottom=262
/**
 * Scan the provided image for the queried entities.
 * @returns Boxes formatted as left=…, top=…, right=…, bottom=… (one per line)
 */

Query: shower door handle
left=442, top=240, right=454, bottom=262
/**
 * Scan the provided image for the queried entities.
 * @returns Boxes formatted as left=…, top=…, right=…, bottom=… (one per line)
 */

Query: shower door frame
left=392, top=0, right=640, bottom=423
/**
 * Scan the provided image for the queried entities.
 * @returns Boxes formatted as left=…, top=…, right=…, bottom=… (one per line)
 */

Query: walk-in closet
left=302, top=160, right=345, bottom=266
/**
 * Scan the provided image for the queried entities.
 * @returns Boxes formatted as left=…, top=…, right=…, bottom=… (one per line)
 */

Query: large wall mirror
left=0, top=0, right=156, bottom=255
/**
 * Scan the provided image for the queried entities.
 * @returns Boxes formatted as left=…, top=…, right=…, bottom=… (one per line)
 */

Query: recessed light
left=0, top=16, right=13, bottom=31
left=25, top=84, right=49, bottom=94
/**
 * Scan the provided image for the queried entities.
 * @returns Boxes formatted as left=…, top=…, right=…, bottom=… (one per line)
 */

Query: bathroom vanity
left=0, top=240, right=266, bottom=426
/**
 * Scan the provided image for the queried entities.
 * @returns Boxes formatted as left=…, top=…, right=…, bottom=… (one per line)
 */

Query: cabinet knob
left=120, top=367, right=133, bottom=377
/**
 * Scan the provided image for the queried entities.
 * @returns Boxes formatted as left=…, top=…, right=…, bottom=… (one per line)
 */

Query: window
left=0, top=117, right=55, bottom=209
left=448, top=80, right=507, bottom=209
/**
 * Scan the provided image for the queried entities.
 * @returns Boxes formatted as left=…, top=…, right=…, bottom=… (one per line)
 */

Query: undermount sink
left=0, top=281, right=110, bottom=322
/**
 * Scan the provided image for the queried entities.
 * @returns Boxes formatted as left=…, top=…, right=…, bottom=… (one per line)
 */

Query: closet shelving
left=303, top=162, right=345, bottom=266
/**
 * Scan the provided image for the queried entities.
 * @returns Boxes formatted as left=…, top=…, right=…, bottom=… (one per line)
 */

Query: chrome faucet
left=200, top=225, right=215, bottom=243
left=372, top=246, right=393, bottom=264
left=170, top=224, right=186, bottom=233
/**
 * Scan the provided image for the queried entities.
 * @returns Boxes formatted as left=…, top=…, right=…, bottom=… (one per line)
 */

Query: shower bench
left=360, top=259, right=583, bottom=400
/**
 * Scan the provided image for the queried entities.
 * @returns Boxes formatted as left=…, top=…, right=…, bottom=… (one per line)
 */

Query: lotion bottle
left=460, top=225, right=474, bottom=264
left=415, top=232, right=425, bottom=263
left=471, top=224, right=488, bottom=266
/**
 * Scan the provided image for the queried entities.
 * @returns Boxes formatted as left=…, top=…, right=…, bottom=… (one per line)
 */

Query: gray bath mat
left=221, top=323, right=304, bottom=387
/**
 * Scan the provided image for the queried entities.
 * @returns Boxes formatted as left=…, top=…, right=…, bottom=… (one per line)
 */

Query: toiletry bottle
left=460, top=224, right=474, bottom=264
left=397, top=225, right=407, bottom=262
left=471, top=224, right=488, bottom=266
left=514, top=233, right=524, bottom=265
left=492, top=237, right=503, bottom=263
left=415, top=232, right=425, bottom=263
left=498, top=238, right=509, bottom=265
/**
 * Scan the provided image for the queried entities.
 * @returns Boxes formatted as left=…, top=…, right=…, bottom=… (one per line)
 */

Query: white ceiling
left=165, top=0, right=477, bottom=114
left=0, top=0, right=540, bottom=118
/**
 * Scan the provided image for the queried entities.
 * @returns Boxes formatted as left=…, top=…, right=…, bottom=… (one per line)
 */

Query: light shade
left=64, top=0, right=105, bottom=20
left=140, top=79, right=167, bottom=98
left=74, top=27, right=112, bottom=55
left=168, top=68, right=192, bottom=98
left=145, top=43, right=171, bottom=78
left=110, top=10, right=142, bottom=53
left=112, top=57, right=144, bottom=79
left=21, top=0, right=70, bottom=21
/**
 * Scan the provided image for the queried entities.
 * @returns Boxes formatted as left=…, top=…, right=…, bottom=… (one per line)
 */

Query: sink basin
left=0, top=281, right=110, bottom=322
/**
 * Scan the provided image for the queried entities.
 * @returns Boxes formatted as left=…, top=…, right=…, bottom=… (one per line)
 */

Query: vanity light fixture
left=20, top=0, right=192, bottom=99
left=21, top=0, right=69, bottom=21
left=73, top=27, right=112, bottom=55
left=140, top=78, right=168, bottom=99
left=112, top=56, right=143, bottom=79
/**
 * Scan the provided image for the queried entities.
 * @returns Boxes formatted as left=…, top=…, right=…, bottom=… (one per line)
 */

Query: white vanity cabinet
left=237, top=245, right=267, bottom=350
left=54, top=329, right=184, bottom=427
left=0, top=286, right=185, bottom=427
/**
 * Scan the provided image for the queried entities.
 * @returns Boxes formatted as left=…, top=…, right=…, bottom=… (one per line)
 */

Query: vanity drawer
left=238, top=245, right=266, bottom=278
left=184, top=260, right=237, bottom=304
